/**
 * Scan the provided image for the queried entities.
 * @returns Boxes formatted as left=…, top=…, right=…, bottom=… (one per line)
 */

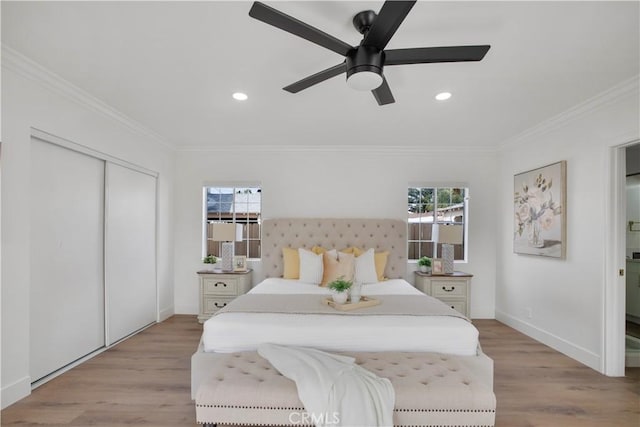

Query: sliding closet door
left=105, top=163, right=156, bottom=345
left=30, top=138, right=105, bottom=382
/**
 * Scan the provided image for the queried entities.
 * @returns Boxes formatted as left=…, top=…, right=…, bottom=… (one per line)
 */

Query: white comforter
left=203, top=278, right=478, bottom=355
left=258, top=343, right=394, bottom=427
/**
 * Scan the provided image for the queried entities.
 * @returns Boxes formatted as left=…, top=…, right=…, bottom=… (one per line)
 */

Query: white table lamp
left=434, top=224, right=463, bottom=274
left=211, top=223, right=243, bottom=271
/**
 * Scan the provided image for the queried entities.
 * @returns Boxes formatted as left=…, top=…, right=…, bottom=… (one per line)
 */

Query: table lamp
left=211, top=223, right=243, bottom=271
left=434, top=224, right=463, bottom=274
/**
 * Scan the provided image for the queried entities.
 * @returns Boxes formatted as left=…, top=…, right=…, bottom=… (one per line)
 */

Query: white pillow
left=298, top=248, right=324, bottom=284
left=353, top=248, right=378, bottom=284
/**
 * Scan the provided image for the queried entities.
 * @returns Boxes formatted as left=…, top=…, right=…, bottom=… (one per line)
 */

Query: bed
left=202, top=278, right=479, bottom=356
left=191, top=218, right=495, bottom=426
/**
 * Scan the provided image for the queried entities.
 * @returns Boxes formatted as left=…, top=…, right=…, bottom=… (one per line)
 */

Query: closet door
left=30, top=139, right=105, bottom=382
left=105, top=163, right=156, bottom=345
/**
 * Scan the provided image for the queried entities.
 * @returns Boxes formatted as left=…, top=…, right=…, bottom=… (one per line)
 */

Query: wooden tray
left=323, top=296, right=380, bottom=311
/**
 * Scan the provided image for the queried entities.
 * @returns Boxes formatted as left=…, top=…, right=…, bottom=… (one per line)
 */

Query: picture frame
left=431, top=258, right=445, bottom=275
left=514, top=160, right=567, bottom=258
left=233, top=255, right=247, bottom=272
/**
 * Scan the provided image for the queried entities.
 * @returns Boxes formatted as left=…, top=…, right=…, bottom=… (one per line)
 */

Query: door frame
left=605, top=139, right=640, bottom=375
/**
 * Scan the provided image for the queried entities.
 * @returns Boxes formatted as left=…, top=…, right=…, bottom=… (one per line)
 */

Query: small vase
left=527, top=221, right=544, bottom=248
left=332, top=291, right=348, bottom=305
left=202, top=263, right=216, bottom=271
left=419, top=265, right=429, bottom=273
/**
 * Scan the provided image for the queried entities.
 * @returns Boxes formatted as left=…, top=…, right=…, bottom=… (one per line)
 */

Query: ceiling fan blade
left=283, top=62, right=347, bottom=93
left=249, top=2, right=352, bottom=57
left=362, top=1, right=416, bottom=50
left=372, top=76, right=395, bottom=105
left=385, top=45, right=491, bottom=66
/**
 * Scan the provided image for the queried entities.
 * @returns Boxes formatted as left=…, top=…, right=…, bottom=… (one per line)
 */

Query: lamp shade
left=211, top=223, right=243, bottom=242
left=435, top=224, right=463, bottom=244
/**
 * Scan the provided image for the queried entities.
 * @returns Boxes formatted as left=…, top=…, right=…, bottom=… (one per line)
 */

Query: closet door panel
left=105, top=163, right=156, bottom=345
left=30, top=139, right=105, bottom=382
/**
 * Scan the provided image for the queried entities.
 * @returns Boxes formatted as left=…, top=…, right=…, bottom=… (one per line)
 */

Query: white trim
left=501, top=75, right=640, bottom=150
left=1, top=376, right=31, bottom=410
left=496, top=310, right=601, bottom=371
left=2, top=45, right=174, bottom=150
left=31, top=128, right=158, bottom=178
left=180, top=144, right=499, bottom=154
left=159, top=305, right=174, bottom=322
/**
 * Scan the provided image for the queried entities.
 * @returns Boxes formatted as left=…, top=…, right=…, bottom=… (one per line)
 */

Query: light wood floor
left=2, top=316, right=638, bottom=426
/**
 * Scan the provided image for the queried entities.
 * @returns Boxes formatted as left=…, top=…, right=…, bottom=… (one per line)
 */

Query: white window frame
left=202, top=184, right=262, bottom=260
left=408, top=184, right=469, bottom=263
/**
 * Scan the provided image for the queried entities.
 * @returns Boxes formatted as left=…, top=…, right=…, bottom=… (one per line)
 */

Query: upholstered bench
left=195, top=351, right=496, bottom=426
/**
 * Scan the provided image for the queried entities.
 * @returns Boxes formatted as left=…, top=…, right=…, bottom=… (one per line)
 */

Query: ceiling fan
left=248, top=1, right=490, bottom=106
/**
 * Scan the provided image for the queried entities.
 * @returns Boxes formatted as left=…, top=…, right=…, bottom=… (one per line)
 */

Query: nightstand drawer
left=203, top=296, right=235, bottom=314
left=441, top=300, right=467, bottom=316
left=203, top=277, right=239, bottom=295
left=432, top=281, right=467, bottom=298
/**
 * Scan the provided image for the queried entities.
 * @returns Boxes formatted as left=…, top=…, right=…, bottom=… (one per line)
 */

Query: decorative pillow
left=341, top=246, right=363, bottom=256
left=311, top=246, right=328, bottom=255
left=298, top=248, right=324, bottom=285
left=374, top=251, right=389, bottom=281
left=282, top=247, right=300, bottom=279
left=321, top=250, right=355, bottom=286
left=353, top=248, right=378, bottom=284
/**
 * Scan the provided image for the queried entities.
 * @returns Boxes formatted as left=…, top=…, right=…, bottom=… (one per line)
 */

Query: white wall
left=1, top=51, right=175, bottom=408
left=173, top=148, right=498, bottom=319
left=496, top=77, right=640, bottom=371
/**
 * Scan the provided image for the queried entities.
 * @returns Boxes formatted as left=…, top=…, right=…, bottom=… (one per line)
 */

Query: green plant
left=417, top=256, right=432, bottom=267
left=328, top=277, right=352, bottom=293
left=203, top=255, right=218, bottom=264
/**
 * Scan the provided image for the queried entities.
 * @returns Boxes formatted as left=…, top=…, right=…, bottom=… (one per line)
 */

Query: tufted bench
left=195, top=351, right=496, bottom=427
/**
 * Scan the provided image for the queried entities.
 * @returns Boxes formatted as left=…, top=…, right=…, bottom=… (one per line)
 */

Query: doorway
left=624, top=144, right=640, bottom=367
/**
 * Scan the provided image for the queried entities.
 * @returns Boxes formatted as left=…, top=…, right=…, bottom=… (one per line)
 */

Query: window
left=408, top=186, right=467, bottom=261
left=204, top=186, right=261, bottom=258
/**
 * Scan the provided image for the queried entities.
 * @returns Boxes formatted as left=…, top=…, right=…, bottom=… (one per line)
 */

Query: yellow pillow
left=374, top=251, right=389, bottom=281
left=340, top=246, right=363, bottom=256
left=311, top=246, right=328, bottom=255
left=282, top=247, right=300, bottom=279
left=321, top=251, right=355, bottom=287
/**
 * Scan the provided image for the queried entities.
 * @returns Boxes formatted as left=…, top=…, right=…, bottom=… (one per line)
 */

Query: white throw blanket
left=258, top=343, right=395, bottom=427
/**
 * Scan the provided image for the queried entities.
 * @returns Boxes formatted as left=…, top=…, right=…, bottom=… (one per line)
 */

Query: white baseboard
left=158, top=305, right=174, bottom=322
left=495, top=310, right=601, bottom=372
left=1, top=376, right=31, bottom=409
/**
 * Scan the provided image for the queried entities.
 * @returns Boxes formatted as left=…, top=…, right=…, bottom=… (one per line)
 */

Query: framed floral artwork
left=514, top=161, right=566, bottom=258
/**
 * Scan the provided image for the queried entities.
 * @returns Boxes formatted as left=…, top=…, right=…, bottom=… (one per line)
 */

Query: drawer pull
left=214, top=282, right=227, bottom=287
left=214, top=302, right=227, bottom=308
left=442, top=286, right=456, bottom=292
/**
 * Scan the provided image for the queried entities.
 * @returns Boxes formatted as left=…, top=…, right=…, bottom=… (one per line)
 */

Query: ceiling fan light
left=347, top=70, right=383, bottom=91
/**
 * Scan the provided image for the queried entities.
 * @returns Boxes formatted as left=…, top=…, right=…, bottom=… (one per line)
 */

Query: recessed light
left=435, top=92, right=452, bottom=101
left=232, top=92, right=248, bottom=101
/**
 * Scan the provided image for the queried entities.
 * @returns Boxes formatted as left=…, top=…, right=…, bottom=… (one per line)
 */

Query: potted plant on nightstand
left=202, top=255, right=218, bottom=271
left=418, top=256, right=432, bottom=273
left=328, top=277, right=352, bottom=304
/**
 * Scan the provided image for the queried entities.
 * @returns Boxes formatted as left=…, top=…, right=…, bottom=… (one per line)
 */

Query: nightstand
left=197, top=269, right=252, bottom=323
left=414, top=271, right=472, bottom=317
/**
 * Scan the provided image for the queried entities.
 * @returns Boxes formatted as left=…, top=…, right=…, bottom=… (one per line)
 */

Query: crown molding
left=1, top=44, right=175, bottom=150
left=499, top=75, right=639, bottom=151
left=176, top=144, right=499, bottom=155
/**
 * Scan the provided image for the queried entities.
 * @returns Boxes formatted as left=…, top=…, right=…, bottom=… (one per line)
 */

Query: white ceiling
left=2, top=1, right=639, bottom=150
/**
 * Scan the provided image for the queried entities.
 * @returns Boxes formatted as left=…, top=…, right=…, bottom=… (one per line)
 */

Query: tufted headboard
left=261, top=218, right=407, bottom=280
